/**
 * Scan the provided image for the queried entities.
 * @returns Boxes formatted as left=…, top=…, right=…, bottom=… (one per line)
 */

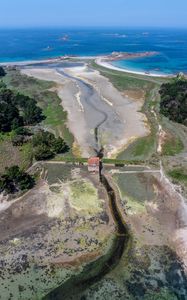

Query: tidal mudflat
left=22, top=62, right=149, bottom=158
left=0, top=59, right=187, bottom=300
left=0, top=163, right=115, bottom=299
left=69, top=166, right=187, bottom=300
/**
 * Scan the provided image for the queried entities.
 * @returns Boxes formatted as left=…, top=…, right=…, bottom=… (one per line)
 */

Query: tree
left=12, top=135, right=25, bottom=146
left=15, top=127, right=31, bottom=136
left=0, top=102, right=22, bottom=132
left=0, top=67, right=6, bottom=77
left=32, top=130, right=69, bottom=160
left=0, top=166, right=35, bottom=194
left=0, top=81, right=6, bottom=89
left=0, top=88, right=22, bottom=132
left=0, top=88, right=45, bottom=134
left=53, top=137, right=69, bottom=154
left=159, top=76, right=187, bottom=125
left=32, top=131, right=56, bottom=147
left=34, top=144, right=54, bottom=161
left=22, top=101, right=45, bottom=125
left=15, top=94, right=45, bottom=125
left=11, top=118, right=22, bottom=130
left=0, top=88, right=15, bottom=104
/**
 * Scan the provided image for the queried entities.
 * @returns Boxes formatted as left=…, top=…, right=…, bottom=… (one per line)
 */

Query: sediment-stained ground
left=22, top=63, right=149, bottom=158
left=0, top=164, right=115, bottom=300
left=1, top=60, right=187, bottom=300
left=71, top=166, right=187, bottom=300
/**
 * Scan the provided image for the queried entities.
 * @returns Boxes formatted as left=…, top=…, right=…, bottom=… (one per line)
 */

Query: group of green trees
left=0, top=66, right=6, bottom=77
left=159, top=75, right=187, bottom=125
left=0, top=131, right=69, bottom=194
left=33, top=130, right=69, bottom=160
left=0, top=67, right=70, bottom=194
left=0, top=86, right=45, bottom=133
left=0, top=166, right=35, bottom=194
left=11, top=127, right=32, bottom=146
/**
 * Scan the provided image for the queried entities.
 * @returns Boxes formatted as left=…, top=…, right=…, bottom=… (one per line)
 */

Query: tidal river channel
left=44, top=170, right=130, bottom=300
left=39, top=62, right=130, bottom=299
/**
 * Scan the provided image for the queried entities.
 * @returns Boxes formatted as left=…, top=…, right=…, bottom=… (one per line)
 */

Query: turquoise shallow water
left=111, top=54, right=175, bottom=75
left=0, top=28, right=187, bottom=74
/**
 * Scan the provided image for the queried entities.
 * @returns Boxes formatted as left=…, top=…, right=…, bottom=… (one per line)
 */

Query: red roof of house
left=88, top=157, right=100, bottom=166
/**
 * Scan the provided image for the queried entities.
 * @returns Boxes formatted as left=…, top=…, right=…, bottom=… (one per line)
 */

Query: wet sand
left=65, top=65, right=149, bottom=156
left=22, top=62, right=149, bottom=158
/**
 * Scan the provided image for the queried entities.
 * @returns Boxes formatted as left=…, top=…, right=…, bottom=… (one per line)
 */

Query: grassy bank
left=92, top=62, right=186, bottom=163
left=0, top=133, right=33, bottom=173
left=0, top=69, right=74, bottom=171
left=92, top=62, right=161, bottom=161
left=3, top=69, right=74, bottom=146
left=91, top=62, right=168, bottom=89
left=162, top=136, right=184, bottom=156
left=168, top=168, right=187, bottom=187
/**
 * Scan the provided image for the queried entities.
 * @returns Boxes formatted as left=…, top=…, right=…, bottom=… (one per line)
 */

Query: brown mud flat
left=0, top=164, right=116, bottom=300
left=43, top=172, right=130, bottom=300
left=66, top=168, right=187, bottom=300
left=50, top=250, right=102, bottom=269
left=111, top=169, right=187, bottom=255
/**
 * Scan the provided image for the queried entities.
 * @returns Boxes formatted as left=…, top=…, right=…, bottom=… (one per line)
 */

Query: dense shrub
left=0, top=67, right=6, bottom=77
left=0, top=87, right=45, bottom=133
left=32, top=130, right=69, bottom=161
left=159, top=75, right=187, bottom=125
left=14, top=127, right=31, bottom=136
left=34, top=144, right=54, bottom=161
left=0, top=166, right=35, bottom=194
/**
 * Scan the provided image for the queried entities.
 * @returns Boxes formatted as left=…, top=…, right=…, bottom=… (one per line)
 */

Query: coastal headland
left=1, top=50, right=170, bottom=77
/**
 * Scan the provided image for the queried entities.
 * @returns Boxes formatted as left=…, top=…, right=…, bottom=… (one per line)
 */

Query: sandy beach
left=95, top=57, right=172, bottom=78
left=1, top=52, right=173, bottom=78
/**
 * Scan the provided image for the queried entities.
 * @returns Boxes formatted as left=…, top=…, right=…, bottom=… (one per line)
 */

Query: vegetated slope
left=92, top=62, right=161, bottom=161
left=3, top=69, right=74, bottom=146
left=0, top=66, right=6, bottom=77
left=0, top=86, right=45, bottom=132
left=0, top=68, right=73, bottom=173
left=159, top=75, right=187, bottom=125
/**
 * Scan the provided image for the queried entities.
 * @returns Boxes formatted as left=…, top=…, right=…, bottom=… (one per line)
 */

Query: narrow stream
left=44, top=170, right=129, bottom=300
left=42, top=65, right=130, bottom=299
left=57, top=68, right=108, bottom=150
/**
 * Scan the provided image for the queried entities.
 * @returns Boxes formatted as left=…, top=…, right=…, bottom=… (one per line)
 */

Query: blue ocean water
left=0, top=28, right=187, bottom=74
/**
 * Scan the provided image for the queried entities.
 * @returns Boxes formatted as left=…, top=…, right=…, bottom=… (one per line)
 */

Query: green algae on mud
left=69, top=179, right=103, bottom=214
left=43, top=233, right=118, bottom=300
left=43, top=173, right=130, bottom=300
left=80, top=245, right=185, bottom=300
left=74, top=170, right=187, bottom=300
left=0, top=163, right=115, bottom=300
left=1, top=62, right=187, bottom=300
left=110, top=171, right=187, bottom=299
